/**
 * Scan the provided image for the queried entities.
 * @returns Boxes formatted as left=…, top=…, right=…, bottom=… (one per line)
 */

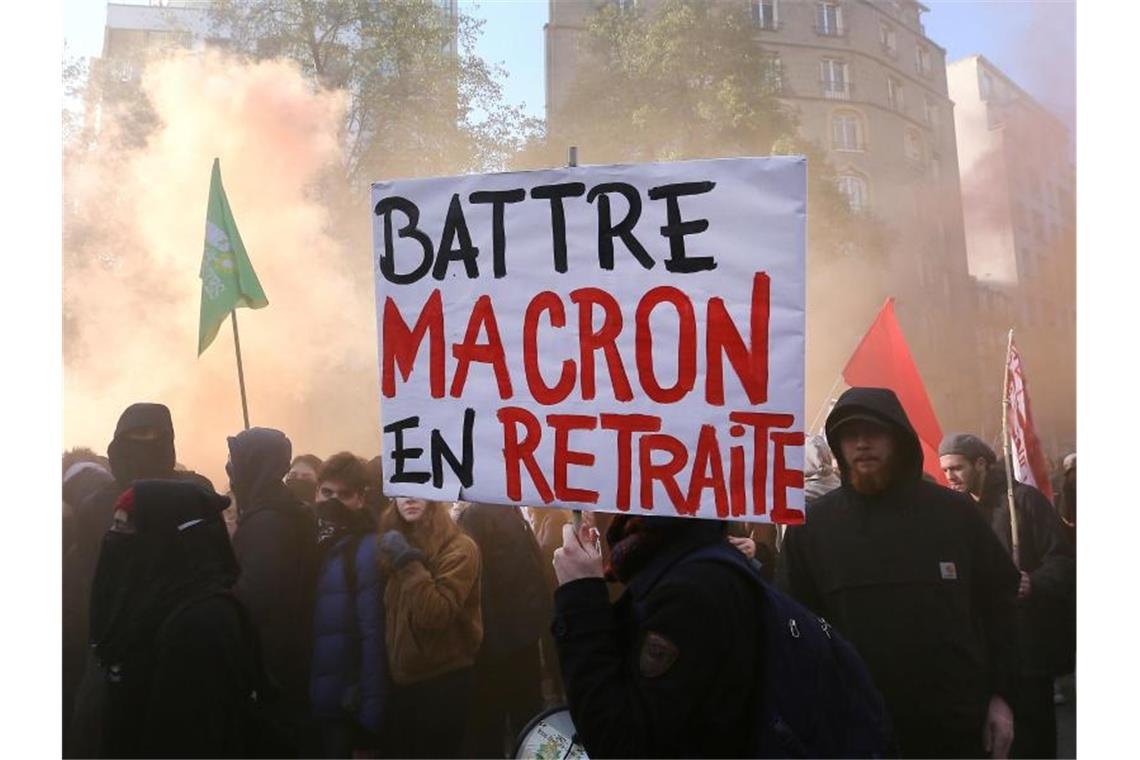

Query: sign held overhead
left=372, top=156, right=807, bottom=524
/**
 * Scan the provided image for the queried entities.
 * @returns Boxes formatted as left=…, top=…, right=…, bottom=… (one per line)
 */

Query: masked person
left=378, top=498, right=482, bottom=759
left=549, top=512, right=770, bottom=758
left=228, top=427, right=319, bottom=756
left=309, top=452, right=388, bottom=758
left=782, top=388, right=1021, bottom=759
left=940, top=433, right=1076, bottom=759
left=68, top=403, right=214, bottom=757
left=89, top=481, right=263, bottom=758
left=62, top=451, right=114, bottom=756
left=285, top=454, right=322, bottom=505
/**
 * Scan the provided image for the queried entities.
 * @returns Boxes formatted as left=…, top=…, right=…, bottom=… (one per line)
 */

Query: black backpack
left=645, top=542, right=896, bottom=759
left=155, top=591, right=296, bottom=758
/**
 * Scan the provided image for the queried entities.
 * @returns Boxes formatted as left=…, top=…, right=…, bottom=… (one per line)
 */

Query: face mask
left=286, top=477, right=318, bottom=504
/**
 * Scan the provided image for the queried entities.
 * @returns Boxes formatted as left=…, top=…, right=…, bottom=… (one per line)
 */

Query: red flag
left=841, top=299, right=947, bottom=484
left=1005, top=337, right=1054, bottom=502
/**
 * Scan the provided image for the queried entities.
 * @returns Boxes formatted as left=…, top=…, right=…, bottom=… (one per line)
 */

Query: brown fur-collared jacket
left=380, top=502, right=483, bottom=685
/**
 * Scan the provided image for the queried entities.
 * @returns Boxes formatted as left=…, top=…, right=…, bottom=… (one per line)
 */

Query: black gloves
left=378, top=529, right=425, bottom=570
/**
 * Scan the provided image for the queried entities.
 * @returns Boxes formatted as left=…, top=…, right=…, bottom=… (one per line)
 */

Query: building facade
left=545, top=0, right=982, bottom=433
left=948, top=55, right=1076, bottom=456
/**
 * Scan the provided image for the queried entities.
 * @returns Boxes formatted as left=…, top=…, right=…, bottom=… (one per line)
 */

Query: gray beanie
left=938, top=433, right=997, bottom=465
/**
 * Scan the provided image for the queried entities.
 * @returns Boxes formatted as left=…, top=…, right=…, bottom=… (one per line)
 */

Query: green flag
left=198, top=158, right=268, bottom=355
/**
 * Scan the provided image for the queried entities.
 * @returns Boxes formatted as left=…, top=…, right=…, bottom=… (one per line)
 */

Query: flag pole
left=231, top=310, right=250, bottom=431
left=1000, top=328, right=1021, bottom=569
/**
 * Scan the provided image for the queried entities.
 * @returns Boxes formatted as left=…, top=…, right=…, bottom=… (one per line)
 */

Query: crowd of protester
left=61, top=392, right=1076, bottom=759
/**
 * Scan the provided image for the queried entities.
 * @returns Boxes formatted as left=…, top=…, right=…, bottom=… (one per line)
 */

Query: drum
left=513, top=705, right=589, bottom=759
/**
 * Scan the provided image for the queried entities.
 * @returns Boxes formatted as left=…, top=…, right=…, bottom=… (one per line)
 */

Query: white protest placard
left=371, top=156, right=806, bottom=524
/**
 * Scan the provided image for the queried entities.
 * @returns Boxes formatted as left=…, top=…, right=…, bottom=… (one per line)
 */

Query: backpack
left=639, top=542, right=896, bottom=759
left=155, top=591, right=295, bottom=758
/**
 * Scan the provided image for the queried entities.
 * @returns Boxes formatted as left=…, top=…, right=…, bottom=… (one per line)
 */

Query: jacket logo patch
left=639, top=631, right=680, bottom=678
left=939, top=561, right=958, bottom=580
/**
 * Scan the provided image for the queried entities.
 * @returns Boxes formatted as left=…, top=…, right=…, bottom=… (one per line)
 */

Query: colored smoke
left=64, top=50, right=380, bottom=489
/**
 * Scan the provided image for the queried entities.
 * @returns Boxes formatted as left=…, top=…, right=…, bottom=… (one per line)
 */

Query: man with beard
left=228, top=427, right=320, bottom=756
left=782, top=387, right=1021, bottom=758
left=940, top=433, right=1075, bottom=759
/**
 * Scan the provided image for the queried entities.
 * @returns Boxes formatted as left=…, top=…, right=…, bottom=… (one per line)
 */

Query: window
left=752, top=0, right=778, bottom=29
left=923, top=97, right=940, bottom=131
left=607, top=0, right=638, bottom=12
left=832, top=110, right=865, bottom=151
left=817, top=2, right=844, bottom=36
left=837, top=174, right=868, bottom=213
left=904, top=127, right=924, bottom=163
left=820, top=58, right=850, bottom=99
left=879, top=23, right=897, bottom=57
left=887, top=77, right=904, bottom=112
left=760, top=54, right=783, bottom=93
left=915, top=44, right=932, bottom=76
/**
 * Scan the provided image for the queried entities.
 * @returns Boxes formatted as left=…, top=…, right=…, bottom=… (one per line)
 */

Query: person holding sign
left=550, top=515, right=762, bottom=757
left=782, top=388, right=1021, bottom=758
left=377, top=498, right=482, bottom=758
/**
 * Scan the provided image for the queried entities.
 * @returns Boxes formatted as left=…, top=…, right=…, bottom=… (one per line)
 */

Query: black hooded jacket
left=75, top=404, right=214, bottom=587
left=780, top=387, right=1020, bottom=759
left=228, top=427, right=319, bottom=713
left=978, top=466, right=1076, bottom=676
left=552, top=519, right=760, bottom=758
left=91, top=480, right=256, bottom=759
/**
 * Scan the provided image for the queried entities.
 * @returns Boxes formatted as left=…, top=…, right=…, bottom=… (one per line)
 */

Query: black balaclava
left=89, top=480, right=236, bottom=668
left=106, top=403, right=177, bottom=486
left=604, top=515, right=724, bottom=584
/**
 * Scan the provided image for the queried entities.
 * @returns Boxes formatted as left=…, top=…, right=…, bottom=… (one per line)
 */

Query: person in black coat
left=62, top=452, right=115, bottom=755
left=227, top=427, right=319, bottom=756
left=781, top=388, right=1021, bottom=759
left=457, top=503, right=551, bottom=757
left=89, top=480, right=259, bottom=758
left=68, top=403, right=214, bottom=757
left=940, top=432, right=1076, bottom=759
left=550, top=515, right=762, bottom=758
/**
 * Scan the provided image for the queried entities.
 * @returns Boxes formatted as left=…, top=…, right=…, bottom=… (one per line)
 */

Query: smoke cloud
left=64, top=50, right=382, bottom=489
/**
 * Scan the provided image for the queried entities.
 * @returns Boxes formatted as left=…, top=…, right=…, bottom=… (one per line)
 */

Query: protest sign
left=371, top=156, right=806, bottom=523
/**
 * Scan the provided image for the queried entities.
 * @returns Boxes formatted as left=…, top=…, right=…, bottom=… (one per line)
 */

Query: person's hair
left=316, top=451, right=369, bottom=493
left=62, top=447, right=109, bottom=478
left=291, top=453, right=323, bottom=472
left=378, top=500, right=459, bottom=558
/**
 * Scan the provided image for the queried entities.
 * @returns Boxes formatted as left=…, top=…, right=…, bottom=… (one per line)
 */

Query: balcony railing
left=821, top=80, right=854, bottom=99
left=814, top=24, right=847, bottom=37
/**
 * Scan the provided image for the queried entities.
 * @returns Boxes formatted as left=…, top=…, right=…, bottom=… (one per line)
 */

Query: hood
left=106, top=403, right=176, bottom=486
left=63, top=461, right=114, bottom=508
left=824, top=387, right=924, bottom=485
left=227, top=427, right=293, bottom=515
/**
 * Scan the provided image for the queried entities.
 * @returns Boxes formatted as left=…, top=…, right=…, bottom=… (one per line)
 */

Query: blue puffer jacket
left=309, top=532, right=389, bottom=733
